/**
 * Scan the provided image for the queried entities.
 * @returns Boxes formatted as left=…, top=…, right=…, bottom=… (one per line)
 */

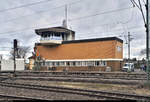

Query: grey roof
left=35, top=26, right=75, bottom=35
left=35, top=37, right=123, bottom=46
left=62, top=37, right=123, bottom=44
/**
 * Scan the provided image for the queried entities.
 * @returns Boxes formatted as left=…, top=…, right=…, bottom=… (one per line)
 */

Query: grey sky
left=0, top=0, right=146, bottom=59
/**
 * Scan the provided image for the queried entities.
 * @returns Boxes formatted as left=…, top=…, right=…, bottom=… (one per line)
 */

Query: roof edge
left=62, top=37, right=123, bottom=44
left=35, top=37, right=123, bottom=46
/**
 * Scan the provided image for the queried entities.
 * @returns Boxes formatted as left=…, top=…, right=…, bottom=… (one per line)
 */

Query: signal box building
left=34, top=27, right=123, bottom=72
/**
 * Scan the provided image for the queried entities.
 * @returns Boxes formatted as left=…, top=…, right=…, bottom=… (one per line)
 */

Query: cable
left=0, top=21, right=145, bottom=37
left=0, top=21, right=60, bottom=35
left=138, top=0, right=146, bottom=24
left=0, top=6, right=134, bottom=36
left=119, top=4, right=135, bottom=24
left=69, top=6, right=134, bottom=22
left=0, top=0, right=54, bottom=13
left=131, top=0, right=141, bottom=9
left=0, top=0, right=83, bottom=24
left=0, top=4, right=144, bottom=36
left=0, top=6, right=64, bottom=24
left=131, top=0, right=146, bottom=25
left=0, top=47, right=11, bottom=48
left=77, top=23, right=144, bottom=34
left=130, top=0, right=136, bottom=7
left=77, top=25, right=145, bottom=36
left=142, top=0, right=146, bottom=4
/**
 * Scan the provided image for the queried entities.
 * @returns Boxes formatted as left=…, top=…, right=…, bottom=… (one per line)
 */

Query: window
left=102, top=61, right=107, bottom=66
left=45, top=62, right=49, bottom=66
left=82, top=61, right=86, bottom=66
left=95, top=61, right=100, bottom=66
left=66, top=62, right=70, bottom=66
left=76, top=61, right=82, bottom=66
left=73, top=62, right=76, bottom=66
left=41, top=60, right=107, bottom=67
left=117, top=46, right=122, bottom=52
left=87, top=61, right=94, bottom=66
left=60, top=62, right=65, bottom=66
left=49, top=62, right=53, bottom=67
left=52, top=62, right=55, bottom=66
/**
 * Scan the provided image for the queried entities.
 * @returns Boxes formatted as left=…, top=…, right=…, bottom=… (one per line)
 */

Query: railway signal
left=13, top=39, right=18, bottom=77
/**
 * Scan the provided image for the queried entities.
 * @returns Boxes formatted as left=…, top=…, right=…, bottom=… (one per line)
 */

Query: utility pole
left=128, top=32, right=131, bottom=64
left=146, top=0, right=150, bottom=80
left=127, top=32, right=134, bottom=70
left=118, top=32, right=132, bottom=64
left=13, top=39, right=17, bottom=77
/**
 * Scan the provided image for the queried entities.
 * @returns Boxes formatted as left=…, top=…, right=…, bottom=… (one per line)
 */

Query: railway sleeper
left=0, top=82, right=150, bottom=101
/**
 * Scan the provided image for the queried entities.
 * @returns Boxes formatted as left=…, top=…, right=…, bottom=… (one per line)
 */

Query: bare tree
left=9, top=46, right=31, bottom=60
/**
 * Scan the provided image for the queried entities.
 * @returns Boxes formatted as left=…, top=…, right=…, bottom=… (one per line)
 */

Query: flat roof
left=35, top=27, right=75, bottom=35
left=62, top=37, right=123, bottom=44
left=35, top=37, right=123, bottom=46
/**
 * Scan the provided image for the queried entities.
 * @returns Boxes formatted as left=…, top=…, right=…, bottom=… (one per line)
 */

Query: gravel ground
left=10, top=76, right=147, bottom=85
left=2, top=79, right=150, bottom=96
left=3, top=79, right=150, bottom=96
left=1, top=77, right=150, bottom=101
left=0, top=85, right=101, bottom=100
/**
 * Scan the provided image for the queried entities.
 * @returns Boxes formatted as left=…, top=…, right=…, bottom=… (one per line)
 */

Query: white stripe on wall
left=45, top=59, right=123, bottom=62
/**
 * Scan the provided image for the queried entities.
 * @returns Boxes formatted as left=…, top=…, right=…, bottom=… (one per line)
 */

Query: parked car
left=122, top=63, right=134, bottom=72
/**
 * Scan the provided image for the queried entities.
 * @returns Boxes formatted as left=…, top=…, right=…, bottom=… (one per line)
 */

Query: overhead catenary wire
left=68, top=6, right=134, bottom=22
left=130, top=0, right=146, bottom=25
left=131, top=0, right=141, bottom=9
left=0, top=6, right=135, bottom=36
left=0, top=47, right=12, bottom=48
left=0, top=0, right=83, bottom=24
left=0, top=1, right=136, bottom=25
left=77, top=29, right=145, bottom=45
left=0, top=1, right=146, bottom=59
left=0, top=20, right=145, bottom=37
left=138, top=0, right=146, bottom=24
left=0, top=0, right=145, bottom=46
left=0, top=24, right=145, bottom=38
left=142, top=0, right=146, bottom=4
left=77, top=25, right=145, bottom=36
left=119, top=2, right=136, bottom=24
left=0, top=0, right=55, bottom=13
left=77, top=25, right=145, bottom=41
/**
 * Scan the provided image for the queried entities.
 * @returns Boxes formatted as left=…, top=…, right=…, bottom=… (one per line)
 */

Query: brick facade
left=35, top=40, right=123, bottom=60
left=35, top=37, right=123, bottom=72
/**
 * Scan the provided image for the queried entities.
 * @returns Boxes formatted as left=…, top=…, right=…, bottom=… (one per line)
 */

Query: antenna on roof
left=62, top=5, right=68, bottom=28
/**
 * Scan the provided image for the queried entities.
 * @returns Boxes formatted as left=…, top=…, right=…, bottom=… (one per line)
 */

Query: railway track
left=15, top=75, right=147, bottom=80
left=6, top=76, right=141, bottom=85
left=0, top=93, right=49, bottom=101
left=0, top=71, right=147, bottom=80
left=0, top=81, right=149, bottom=101
left=0, top=72, right=147, bottom=86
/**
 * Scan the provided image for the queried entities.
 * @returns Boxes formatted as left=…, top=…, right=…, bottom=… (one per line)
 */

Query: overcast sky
left=0, top=0, right=147, bottom=59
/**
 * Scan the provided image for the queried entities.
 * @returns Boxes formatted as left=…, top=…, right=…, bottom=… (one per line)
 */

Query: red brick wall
left=35, top=40, right=123, bottom=60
